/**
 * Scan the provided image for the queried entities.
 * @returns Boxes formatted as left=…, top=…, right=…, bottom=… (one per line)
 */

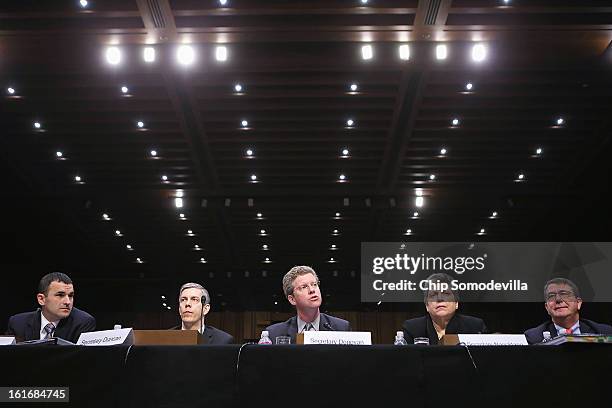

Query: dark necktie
left=43, top=323, right=55, bottom=339
left=303, top=323, right=313, bottom=332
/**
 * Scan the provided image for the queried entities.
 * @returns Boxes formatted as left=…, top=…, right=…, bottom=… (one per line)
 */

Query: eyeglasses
left=545, top=290, right=577, bottom=303
left=294, top=282, right=319, bottom=292
left=426, top=290, right=455, bottom=302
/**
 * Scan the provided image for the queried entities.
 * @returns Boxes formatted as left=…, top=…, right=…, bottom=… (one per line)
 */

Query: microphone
left=323, top=322, right=334, bottom=331
left=200, top=294, right=207, bottom=337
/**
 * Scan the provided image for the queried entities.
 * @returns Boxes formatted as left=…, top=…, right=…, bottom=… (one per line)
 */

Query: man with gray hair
left=170, top=282, right=233, bottom=344
left=265, top=265, right=350, bottom=344
left=524, top=277, right=612, bottom=344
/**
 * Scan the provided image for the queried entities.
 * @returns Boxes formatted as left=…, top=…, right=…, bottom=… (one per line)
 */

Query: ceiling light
left=105, top=47, right=121, bottom=65
left=360, top=0, right=368, bottom=4
left=536, top=147, right=543, bottom=155
left=143, top=47, right=155, bottom=63
left=126, top=244, right=132, bottom=250
left=361, top=44, right=373, bottom=60
left=102, top=213, right=110, bottom=220
left=339, top=174, right=347, bottom=181
left=215, top=46, right=228, bottom=62
left=150, top=150, right=157, bottom=157
left=465, top=83, right=473, bottom=91
left=194, top=244, right=200, bottom=249
left=329, top=257, right=335, bottom=263
left=332, top=229, right=339, bottom=235
left=241, top=120, right=249, bottom=127
left=515, top=173, right=525, bottom=182
left=79, top=0, right=88, bottom=7
left=121, top=86, right=129, bottom=94
left=478, top=228, right=486, bottom=235
left=429, top=174, right=436, bottom=181
left=176, top=190, right=184, bottom=198
left=491, top=211, right=498, bottom=218
left=264, top=257, right=271, bottom=263
left=415, top=196, right=424, bottom=207
left=200, top=257, right=207, bottom=263
left=33, top=122, right=41, bottom=129
left=137, top=121, right=144, bottom=128
left=246, top=148, right=254, bottom=157
left=440, top=147, right=447, bottom=155
left=451, top=118, right=460, bottom=126
left=56, top=151, right=63, bottom=158
left=74, top=175, right=82, bottom=182
left=262, top=244, right=268, bottom=250
left=350, top=83, right=358, bottom=92
left=187, top=229, right=193, bottom=235
left=405, top=229, right=412, bottom=235
left=413, top=211, right=419, bottom=218
left=256, top=212, right=263, bottom=218
left=176, top=45, right=195, bottom=66
left=136, top=257, right=143, bottom=263
left=219, top=0, right=228, bottom=5
left=234, top=83, right=243, bottom=92
left=346, top=119, right=354, bottom=127
left=175, top=197, right=183, bottom=208
left=556, top=117, right=564, bottom=126
left=341, top=148, right=349, bottom=157
left=115, top=230, right=121, bottom=236
left=472, top=43, right=487, bottom=62
left=161, top=175, right=168, bottom=181
left=436, top=44, right=447, bottom=60
left=260, top=229, right=266, bottom=235
left=250, top=174, right=257, bottom=181
left=399, top=44, right=410, bottom=60
left=7, top=87, right=15, bottom=95
left=335, top=212, right=341, bottom=217
left=179, top=213, right=185, bottom=219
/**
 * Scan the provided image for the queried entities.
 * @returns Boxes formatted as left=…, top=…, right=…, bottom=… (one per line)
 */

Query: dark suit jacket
left=169, top=324, right=234, bottom=345
left=524, top=318, right=612, bottom=344
left=402, top=313, right=488, bottom=345
left=265, top=312, right=351, bottom=344
left=7, top=307, right=96, bottom=343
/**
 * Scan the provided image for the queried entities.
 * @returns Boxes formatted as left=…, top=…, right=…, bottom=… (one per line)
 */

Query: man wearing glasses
left=524, top=278, right=612, bottom=344
left=265, top=265, right=350, bottom=344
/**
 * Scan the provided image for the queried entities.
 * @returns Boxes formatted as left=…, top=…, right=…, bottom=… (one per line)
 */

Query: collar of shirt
left=39, top=313, right=59, bottom=340
left=554, top=320, right=581, bottom=336
left=182, top=322, right=205, bottom=334
left=297, top=314, right=320, bottom=332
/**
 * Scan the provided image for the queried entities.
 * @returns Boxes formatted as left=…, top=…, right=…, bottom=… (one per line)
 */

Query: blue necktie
left=43, top=323, right=55, bottom=339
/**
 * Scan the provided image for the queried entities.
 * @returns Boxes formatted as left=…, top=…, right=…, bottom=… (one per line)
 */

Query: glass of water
left=414, top=337, right=430, bottom=345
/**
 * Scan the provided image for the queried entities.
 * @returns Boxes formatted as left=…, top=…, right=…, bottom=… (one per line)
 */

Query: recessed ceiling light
left=161, top=175, right=168, bottom=181
left=143, top=46, right=155, bottom=63
left=440, top=147, right=447, bottom=155
left=415, top=196, right=424, bottom=207
left=341, top=148, right=350, bottom=156
left=413, top=211, right=419, bottom=218
left=260, top=229, right=266, bottom=234
left=339, top=174, right=347, bottom=181
left=429, top=174, right=436, bottom=181
left=234, top=83, right=243, bottom=92
left=346, top=119, right=354, bottom=127
left=331, top=244, right=337, bottom=249
left=256, top=212, right=263, bottom=218
left=176, top=190, right=184, bottom=198
left=479, top=228, right=486, bottom=235
left=451, top=118, right=460, bottom=126
left=56, top=151, right=63, bottom=158
left=150, top=150, right=157, bottom=157
left=115, top=230, right=121, bottom=236
left=175, top=197, right=183, bottom=208
left=250, top=174, right=257, bottom=181
left=194, top=244, right=200, bottom=249
left=472, top=43, right=487, bottom=62
left=436, top=44, right=447, bottom=60
left=33, top=122, right=41, bottom=129
left=187, top=229, right=193, bottom=235
left=7, top=87, right=15, bottom=95
left=556, top=117, right=565, bottom=126
left=219, top=0, right=228, bottom=5
left=137, top=121, right=145, bottom=128
left=176, top=45, right=195, bottom=66
left=200, top=257, right=207, bottom=263
left=74, top=175, right=82, bottom=182
left=332, top=229, right=339, bottom=235
left=335, top=212, right=341, bottom=217
left=262, top=244, right=268, bottom=250
left=215, top=46, right=228, bottom=62
left=405, top=228, right=412, bottom=235
left=398, top=44, right=410, bottom=60
left=79, top=0, right=88, bottom=8
left=465, top=83, right=473, bottom=91
left=105, top=47, right=121, bottom=65
left=536, top=147, right=543, bottom=155
left=241, top=120, right=249, bottom=127
left=179, top=213, right=185, bottom=219
left=121, top=86, right=129, bottom=94
left=126, top=244, right=132, bottom=250
left=360, top=0, right=368, bottom=4
left=246, top=148, right=254, bottom=156
left=361, top=44, right=373, bottom=60
left=136, top=257, right=143, bottom=263
left=491, top=211, right=498, bottom=218
left=350, top=83, right=358, bottom=92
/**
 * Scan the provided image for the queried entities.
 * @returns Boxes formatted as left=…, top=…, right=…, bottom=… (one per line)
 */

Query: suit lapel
left=54, top=313, right=72, bottom=340
left=320, top=313, right=329, bottom=331
left=26, top=310, right=41, bottom=341
left=288, top=316, right=298, bottom=343
left=425, top=315, right=439, bottom=345
left=203, top=326, right=214, bottom=344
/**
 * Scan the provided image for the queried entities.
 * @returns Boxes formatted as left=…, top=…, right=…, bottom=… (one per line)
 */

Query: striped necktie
left=43, top=323, right=55, bottom=339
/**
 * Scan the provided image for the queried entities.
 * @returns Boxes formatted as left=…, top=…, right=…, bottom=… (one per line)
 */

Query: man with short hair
left=6, top=272, right=96, bottom=343
left=265, top=265, right=350, bottom=344
left=170, top=282, right=233, bottom=344
left=524, top=277, right=612, bottom=344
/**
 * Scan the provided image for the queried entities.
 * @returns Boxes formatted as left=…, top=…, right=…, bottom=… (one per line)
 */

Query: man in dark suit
left=6, top=272, right=96, bottom=343
left=524, top=277, right=612, bottom=344
left=171, top=282, right=233, bottom=344
left=265, top=266, right=350, bottom=344
left=402, top=273, right=487, bottom=345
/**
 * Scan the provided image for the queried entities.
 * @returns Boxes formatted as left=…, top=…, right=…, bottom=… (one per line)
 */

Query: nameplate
left=76, top=328, right=134, bottom=346
left=443, top=334, right=528, bottom=346
left=0, top=336, right=16, bottom=345
left=297, top=331, right=372, bottom=345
